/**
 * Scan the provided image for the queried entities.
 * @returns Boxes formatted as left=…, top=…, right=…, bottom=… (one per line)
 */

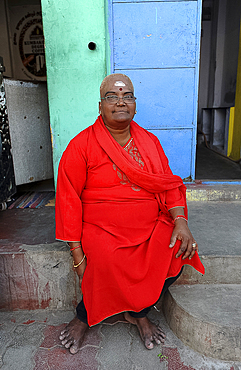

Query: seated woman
left=56, top=73, right=205, bottom=354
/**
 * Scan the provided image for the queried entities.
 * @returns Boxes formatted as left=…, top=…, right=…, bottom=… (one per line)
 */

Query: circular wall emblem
left=18, top=18, right=46, bottom=79
left=12, top=9, right=46, bottom=81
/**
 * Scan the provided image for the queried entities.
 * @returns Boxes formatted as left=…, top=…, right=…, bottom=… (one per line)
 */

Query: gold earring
left=135, top=110, right=137, bottom=114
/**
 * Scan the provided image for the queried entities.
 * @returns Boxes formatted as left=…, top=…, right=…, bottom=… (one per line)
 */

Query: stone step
left=188, top=201, right=241, bottom=257
left=1, top=198, right=241, bottom=363
left=162, top=284, right=241, bottom=362
left=1, top=238, right=240, bottom=311
left=0, top=241, right=81, bottom=311
left=1, top=199, right=241, bottom=310
left=186, top=183, right=241, bottom=201
left=176, top=256, right=241, bottom=285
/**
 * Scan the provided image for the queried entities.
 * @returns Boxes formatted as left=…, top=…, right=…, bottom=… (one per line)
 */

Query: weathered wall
left=41, top=0, right=106, bottom=182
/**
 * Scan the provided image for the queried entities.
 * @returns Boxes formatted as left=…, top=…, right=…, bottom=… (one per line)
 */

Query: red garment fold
left=56, top=116, right=205, bottom=326
left=94, top=116, right=188, bottom=219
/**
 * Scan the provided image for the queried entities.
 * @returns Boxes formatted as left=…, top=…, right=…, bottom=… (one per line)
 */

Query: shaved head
left=100, top=73, right=134, bottom=97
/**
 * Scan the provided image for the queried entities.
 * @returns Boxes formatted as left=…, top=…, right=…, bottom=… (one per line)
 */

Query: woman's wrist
left=73, top=254, right=86, bottom=268
left=67, top=241, right=81, bottom=248
left=173, top=215, right=188, bottom=224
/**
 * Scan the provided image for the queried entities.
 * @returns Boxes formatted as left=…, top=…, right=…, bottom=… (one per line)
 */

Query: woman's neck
left=105, top=124, right=131, bottom=146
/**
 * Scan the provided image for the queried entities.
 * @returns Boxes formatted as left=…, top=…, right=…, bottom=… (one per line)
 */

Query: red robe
left=56, top=116, right=205, bottom=326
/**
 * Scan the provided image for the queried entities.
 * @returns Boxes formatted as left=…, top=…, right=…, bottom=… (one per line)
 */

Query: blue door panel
left=148, top=129, right=193, bottom=179
left=110, top=0, right=202, bottom=179
left=113, top=0, right=196, bottom=2
left=113, top=2, right=197, bottom=69
left=117, top=68, right=195, bottom=129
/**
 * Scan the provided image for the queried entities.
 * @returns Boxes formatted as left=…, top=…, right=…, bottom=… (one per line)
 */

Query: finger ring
left=192, top=242, right=197, bottom=249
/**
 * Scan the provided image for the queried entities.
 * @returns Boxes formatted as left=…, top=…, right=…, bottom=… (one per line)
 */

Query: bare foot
left=124, top=312, right=165, bottom=350
left=59, top=317, right=89, bottom=354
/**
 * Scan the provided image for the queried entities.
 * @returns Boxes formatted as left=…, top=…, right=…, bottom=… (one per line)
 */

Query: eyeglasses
left=101, top=94, right=136, bottom=104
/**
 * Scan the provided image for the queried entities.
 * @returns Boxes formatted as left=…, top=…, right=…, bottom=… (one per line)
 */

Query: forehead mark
left=119, top=87, right=123, bottom=91
left=114, top=81, right=126, bottom=87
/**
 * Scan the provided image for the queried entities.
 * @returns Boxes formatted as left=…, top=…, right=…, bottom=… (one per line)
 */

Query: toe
left=59, top=334, right=66, bottom=341
left=60, top=328, right=68, bottom=335
left=64, top=338, right=74, bottom=348
left=156, top=332, right=165, bottom=344
left=59, top=332, right=69, bottom=341
left=69, top=343, right=80, bottom=354
left=154, top=336, right=161, bottom=345
left=157, top=327, right=166, bottom=338
left=145, top=340, right=154, bottom=350
left=144, top=335, right=154, bottom=350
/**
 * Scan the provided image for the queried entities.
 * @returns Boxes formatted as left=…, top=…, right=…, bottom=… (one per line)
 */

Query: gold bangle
left=73, top=254, right=86, bottom=268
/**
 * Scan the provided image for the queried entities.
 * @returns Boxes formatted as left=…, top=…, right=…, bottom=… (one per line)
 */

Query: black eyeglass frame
left=100, top=95, right=137, bottom=104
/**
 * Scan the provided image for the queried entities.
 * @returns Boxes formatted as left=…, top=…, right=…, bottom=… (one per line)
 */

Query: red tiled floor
left=34, top=324, right=101, bottom=370
left=162, top=347, right=196, bottom=370
left=34, top=346, right=99, bottom=370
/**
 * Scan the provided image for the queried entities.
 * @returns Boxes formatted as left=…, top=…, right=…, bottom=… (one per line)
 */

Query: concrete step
left=1, top=200, right=241, bottom=310
left=161, top=199, right=241, bottom=363
left=162, top=284, right=241, bottom=362
left=188, top=200, right=241, bottom=257
left=0, top=191, right=241, bottom=364
left=0, top=241, right=81, bottom=311
left=0, top=208, right=81, bottom=311
left=186, top=183, right=241, bottom=201
left=0, top=200, right=240, bottom=310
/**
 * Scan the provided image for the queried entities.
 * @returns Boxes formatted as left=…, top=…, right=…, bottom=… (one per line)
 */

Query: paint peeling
left=50, top=125, right=56, bottom=150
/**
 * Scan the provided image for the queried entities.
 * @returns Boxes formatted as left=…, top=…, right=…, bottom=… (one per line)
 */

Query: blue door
left=107, top=0, right=202, bottom=180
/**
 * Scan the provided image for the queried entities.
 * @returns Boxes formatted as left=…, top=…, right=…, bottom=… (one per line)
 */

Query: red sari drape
left=56, top=116, right=205, bottom=326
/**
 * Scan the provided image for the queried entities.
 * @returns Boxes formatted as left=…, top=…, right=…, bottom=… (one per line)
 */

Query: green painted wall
left=41, top=0, right=107, bottom=183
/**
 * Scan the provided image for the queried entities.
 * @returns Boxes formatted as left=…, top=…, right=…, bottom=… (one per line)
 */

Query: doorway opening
left=196, top=0, right=241, bottom=180
left=0, top=0, right=54, bottom=207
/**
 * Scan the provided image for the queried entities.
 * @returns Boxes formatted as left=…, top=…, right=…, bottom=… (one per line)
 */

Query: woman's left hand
left=169, top=219, right=198, bottom=260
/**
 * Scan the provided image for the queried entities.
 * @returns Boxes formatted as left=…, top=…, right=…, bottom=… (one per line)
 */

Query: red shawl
left=94, top=116, right=188, bottom=219
left=56, top=116, right=205, bottom=326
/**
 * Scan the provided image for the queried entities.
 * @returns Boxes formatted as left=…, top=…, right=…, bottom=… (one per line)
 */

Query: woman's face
left=99, top=77, right=136, bottom=130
